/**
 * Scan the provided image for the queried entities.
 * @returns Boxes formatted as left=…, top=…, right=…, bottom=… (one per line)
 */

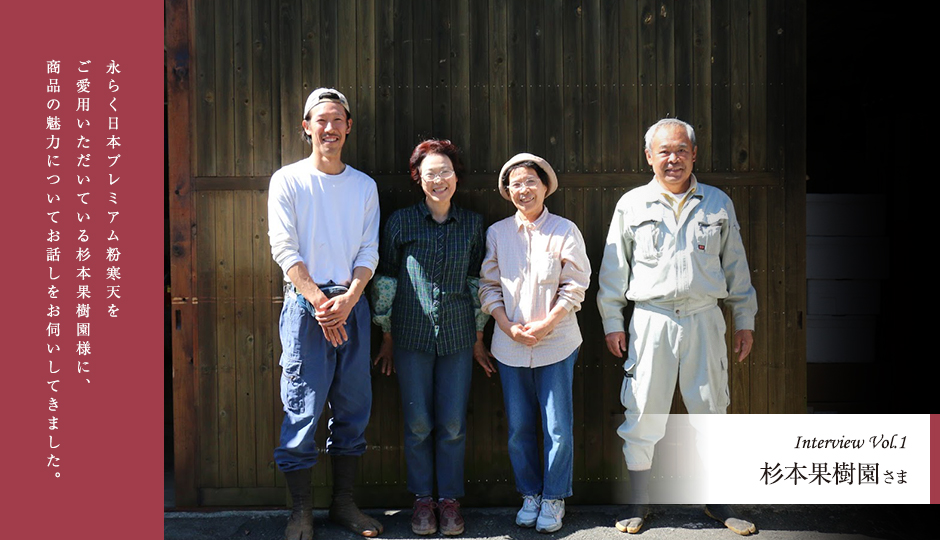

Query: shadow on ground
left=165, top=504, right=932, bottom=540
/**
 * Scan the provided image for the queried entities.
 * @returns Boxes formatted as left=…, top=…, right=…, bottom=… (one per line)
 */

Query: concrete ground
left=164, top=504, right=929, bottom=540
left=166, top=469, right=931, bottom=539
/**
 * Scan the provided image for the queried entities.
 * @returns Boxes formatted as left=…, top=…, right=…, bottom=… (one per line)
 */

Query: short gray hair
left=644, top=118, right=696, bottom=152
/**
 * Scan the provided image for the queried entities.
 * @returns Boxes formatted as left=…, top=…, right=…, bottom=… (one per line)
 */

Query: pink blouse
left=479, top=208, right=591, bottom=367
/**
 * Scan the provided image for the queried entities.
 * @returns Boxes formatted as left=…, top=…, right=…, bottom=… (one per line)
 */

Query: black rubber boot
left=705, top=504, right=757, bottom=536
left=328, top=455, right=384, bottom=537
left=616, top=469, right=651, bottom=534
left=284, top=468, right=314, bottom=540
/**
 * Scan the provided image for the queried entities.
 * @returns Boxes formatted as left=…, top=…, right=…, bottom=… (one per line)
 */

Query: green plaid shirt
left=373, top=201, right=486, bottom=355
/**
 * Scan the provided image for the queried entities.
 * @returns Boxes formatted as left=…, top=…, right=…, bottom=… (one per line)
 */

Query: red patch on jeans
left=697, top=244, right=705, bottom=250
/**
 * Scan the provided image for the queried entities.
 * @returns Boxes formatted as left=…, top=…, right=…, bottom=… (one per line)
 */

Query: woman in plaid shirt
left=371, top=140, right=492, bottom=536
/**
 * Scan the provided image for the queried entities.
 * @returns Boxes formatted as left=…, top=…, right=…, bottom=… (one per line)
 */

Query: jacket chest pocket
left=693, top=210, right=727, bottom=256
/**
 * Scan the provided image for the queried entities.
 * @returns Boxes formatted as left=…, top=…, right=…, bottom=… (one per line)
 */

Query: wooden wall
left=167, top=0, right=806, bottom=507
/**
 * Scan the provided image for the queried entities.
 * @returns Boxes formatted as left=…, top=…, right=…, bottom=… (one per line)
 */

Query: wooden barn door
left=168, top=0, right=806, bottom=507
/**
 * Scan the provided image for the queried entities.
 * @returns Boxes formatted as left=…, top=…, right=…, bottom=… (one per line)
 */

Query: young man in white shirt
left=268, top=88, right=383, bottom=539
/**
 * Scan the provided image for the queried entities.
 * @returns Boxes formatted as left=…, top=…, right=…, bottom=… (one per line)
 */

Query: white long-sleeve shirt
left=267, top=158, right=380, bottom=285
left=597, top=176, right=757, bottom=334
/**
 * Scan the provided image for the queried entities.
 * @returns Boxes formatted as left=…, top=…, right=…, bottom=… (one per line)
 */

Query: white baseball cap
left=303, top=87, right=351, bottom=119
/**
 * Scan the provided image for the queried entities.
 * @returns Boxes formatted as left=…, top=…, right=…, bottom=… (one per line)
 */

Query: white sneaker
left=515, top=495, right=541, bottom=527
left=535, top=498, right=565, bottom=533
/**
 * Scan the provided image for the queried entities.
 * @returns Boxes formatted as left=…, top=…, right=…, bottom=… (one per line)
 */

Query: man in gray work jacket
left=597, top=118, right=758, bottom=535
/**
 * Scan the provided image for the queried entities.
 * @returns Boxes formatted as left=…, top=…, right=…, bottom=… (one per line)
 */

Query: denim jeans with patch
left=274, top=294, right=372, bottom=472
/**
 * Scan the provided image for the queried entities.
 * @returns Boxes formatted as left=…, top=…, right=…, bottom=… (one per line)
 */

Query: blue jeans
left=274, top=294, right=372, bottom=472
left=394, top=346, right=473, bottom=499
left=497, top=348, right=578, bottom=500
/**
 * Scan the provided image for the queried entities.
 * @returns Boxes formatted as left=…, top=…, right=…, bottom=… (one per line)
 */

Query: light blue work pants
left=618, top=303, right=730, bottom=471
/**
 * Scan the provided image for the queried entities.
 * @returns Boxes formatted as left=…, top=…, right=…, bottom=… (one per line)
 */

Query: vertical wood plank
left=194, top=0, right=217, bottom=177
left=167, top=0, right=197, bottom=505
left=691, top=0, right=711, bottom=170
left=215, top=0, right=235, bottom=176
left=338, top=0, right=359, bottom=165
left=563, top=188, right=584, bottom=483
left=561, top=0, right=582, bottom=172
left=356, top=0, right=376, bottom=171
left=581, top=188, right=603, bottom=480
left=451, top=0, right=472, bottom=156
left=599, top=0, right=620, bottom=172
left=581, top=0, right=601, bottom=171
left=358, top=0, right=380, bottom=486
left=590, top=187, right=622, bottom=480
left=542, top=0, right=564, bottom=169
left=767, top=185, right=786, bottom=413
left=485, top=0, right=505, bottom=171
left=375, top=0, right=396, bottom=173
left=506, top=0, right=526, bottom=155
left=764, top=0, right=786, bottom=413
left=467, top=201, right=495, bottom=486
left=272, top=258, right=285, bottom=490
left=413, top=0, right=433, bottom=142
left=673, top=0, right=693, bottom=122
left=524, top=0, right=546, bottom=158
left=728, top=186, right=750, bottom=413
left=319, top=0, right=337, bottom=85
left=233, top=190, right=257, bottom=486
left=618, top=2, right=640, bottom=172
left=784, top=0, right=807, bottom=414
left=655, top=0, right=675, bottom=118
left=216, top=192, right=238, bottom=486
left=252, top=191, right=277, bottom=487
left=765, top=0, right=785, bottom=174
left=637, top=0, right=657, bottom=153
left=280, top=0, right=305, bottom=166
left=316, top=2, right=338, bottom=86
left=394, top=0, right=414, bottom=172
left=603, top=185, right=632, bottom=483
left=729, top=0, right=749, bottom=172
left=252, top=0, right=276, bottom=176
left=233, top=0, right=253, bottom=175
left=432, top=0, right=452, bottom=139
left=195, top=195, right=219, bottom=490
left=299, top=0, right=320, bottom=101
left=748, top=185, right=768, bottom=414
left=748, top=0, right=767, bottom=171
left=710, top=0, right=730, bottom=172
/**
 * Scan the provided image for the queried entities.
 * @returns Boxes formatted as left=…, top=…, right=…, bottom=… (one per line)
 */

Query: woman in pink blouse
left=478, top=153, right=591, bottom=534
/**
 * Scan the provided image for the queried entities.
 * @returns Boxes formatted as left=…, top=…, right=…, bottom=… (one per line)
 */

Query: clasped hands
left=498, top=317, right=555, bottom=347
left=310, top=290, right=357, bottom=347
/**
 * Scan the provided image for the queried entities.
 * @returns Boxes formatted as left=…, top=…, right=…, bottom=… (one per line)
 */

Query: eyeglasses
left=421, top=169, right=456, bottom=182
left=508, top=177, right=540, bottom=192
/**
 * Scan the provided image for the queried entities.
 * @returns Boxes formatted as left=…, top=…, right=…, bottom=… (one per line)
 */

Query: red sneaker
left=438, top=498, right=465, bottom=536
left=411, top=497, right=437, bottom=535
